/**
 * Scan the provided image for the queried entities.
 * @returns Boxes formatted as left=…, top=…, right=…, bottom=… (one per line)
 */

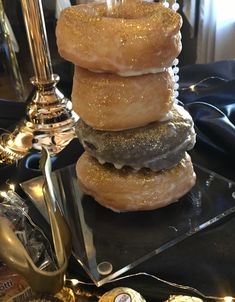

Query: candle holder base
left=0, top=74, right=78, bottom=164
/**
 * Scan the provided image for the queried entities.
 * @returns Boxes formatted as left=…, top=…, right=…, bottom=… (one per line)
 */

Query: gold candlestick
left=0, top=0, right=78, bottom=164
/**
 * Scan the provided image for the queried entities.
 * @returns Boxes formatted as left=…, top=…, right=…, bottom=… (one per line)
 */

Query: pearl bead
left=172, top=58, right=179, bottom=66
left=174, top=98, right=179, bottom=104
left=173, top=67, right=179, bottom=74
left=174, top=91, right=179, bottom=98
left=172, top=2, right=180, bottom=11
left=163, top=1, right=169, bottom=8
left=174, top=75, right=179, bottom=82
left=174, top=83, right=179, bottom=90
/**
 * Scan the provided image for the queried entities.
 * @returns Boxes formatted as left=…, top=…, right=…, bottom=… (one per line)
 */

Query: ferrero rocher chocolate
left=166, top=295, right=203, bottom=302
left=98, top=287, right=146, bottom=302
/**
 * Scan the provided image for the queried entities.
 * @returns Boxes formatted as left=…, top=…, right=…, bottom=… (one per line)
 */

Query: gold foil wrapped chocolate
left=21, top=287, right=75, bottom=302
left=98, top=287, right=146, bottom=302
left=54, top=287, right=76, bottom=302
left=166, top=295, right=203, bottom=302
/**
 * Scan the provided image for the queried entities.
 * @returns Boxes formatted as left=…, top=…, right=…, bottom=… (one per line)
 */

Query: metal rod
left=21, top=0, right=53, bottom=82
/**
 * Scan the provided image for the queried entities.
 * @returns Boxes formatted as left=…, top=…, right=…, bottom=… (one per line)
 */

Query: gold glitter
left=76, top=152, right=196, bottom=212
left=76, top=105, right=196, bottom=171
left=72, top=66, right=174, bottom=131
left=55, top=287, right=75, bottom=302
left=56, top=2, right=182, bottom=73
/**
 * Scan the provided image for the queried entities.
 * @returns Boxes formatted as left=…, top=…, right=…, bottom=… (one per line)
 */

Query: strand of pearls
left=161, top=0, right=180, bottom=103
left=160, top=0, right=179, bottom=11
left=171, top=1, right=180, bottom=103
left=173, top=58, right=179, bottom=103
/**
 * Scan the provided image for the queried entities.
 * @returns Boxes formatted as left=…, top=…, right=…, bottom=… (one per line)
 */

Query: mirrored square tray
left=21, top=163, right=235, bottom=286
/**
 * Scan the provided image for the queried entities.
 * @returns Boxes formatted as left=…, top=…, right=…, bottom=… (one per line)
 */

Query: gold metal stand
left=0, top=0, right=78, bottom=164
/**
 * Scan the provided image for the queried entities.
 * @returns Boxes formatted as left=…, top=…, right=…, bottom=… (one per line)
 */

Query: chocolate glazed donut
left=76, top=104, right=196, bottom=172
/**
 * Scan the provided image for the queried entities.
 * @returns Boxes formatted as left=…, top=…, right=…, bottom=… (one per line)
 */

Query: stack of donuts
left=56, top=0, right=196, bottom=212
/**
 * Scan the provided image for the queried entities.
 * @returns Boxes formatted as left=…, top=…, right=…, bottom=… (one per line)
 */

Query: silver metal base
left=0, top=74, right=78, bottom=164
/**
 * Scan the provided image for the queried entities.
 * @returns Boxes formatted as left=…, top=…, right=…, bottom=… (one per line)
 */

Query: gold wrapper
left=23, top=296, right=62, bottom=302
left=55, top=287, right=76, bottom=302
left=17, top=287, right=75, bottom=302
left=166, top=295, right=203, bottom=302
left=98, top=287, right=146, bottom=302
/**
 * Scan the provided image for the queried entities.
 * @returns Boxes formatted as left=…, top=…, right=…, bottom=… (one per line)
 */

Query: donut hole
left=96, top=2, right=159, bottom=20
left=102, top=9, right=150, bottom=20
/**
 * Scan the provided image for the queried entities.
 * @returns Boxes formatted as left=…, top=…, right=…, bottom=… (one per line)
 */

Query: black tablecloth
left=0, top=60, right=235, bottom=300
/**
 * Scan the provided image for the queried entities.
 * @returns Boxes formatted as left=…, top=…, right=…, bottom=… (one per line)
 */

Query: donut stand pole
left=0, top=0, right=78, bottom=164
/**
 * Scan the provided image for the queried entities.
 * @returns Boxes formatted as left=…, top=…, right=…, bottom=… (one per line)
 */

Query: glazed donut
left=76, top=152, right=196, bottom=212
left=72, top=66, right=174, bottom=131
left=56, top=1, right=182, bottom=75
left=76, top=104, right=196, bottom=171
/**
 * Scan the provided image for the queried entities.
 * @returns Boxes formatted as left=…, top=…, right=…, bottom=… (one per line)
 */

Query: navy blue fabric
left=179, top=60, right=235, bottom=157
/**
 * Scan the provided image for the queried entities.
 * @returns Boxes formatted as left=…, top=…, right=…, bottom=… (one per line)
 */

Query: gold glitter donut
left=72, top=66, right=174, bottom=130
left=76, top=152, right=196, bottom=212
left=56, top=1, right=182, bottom=74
